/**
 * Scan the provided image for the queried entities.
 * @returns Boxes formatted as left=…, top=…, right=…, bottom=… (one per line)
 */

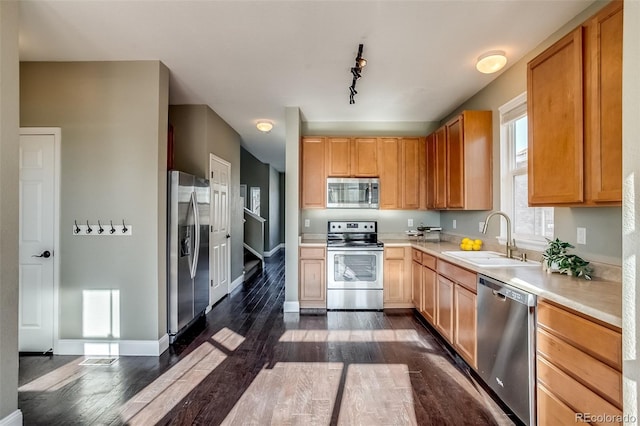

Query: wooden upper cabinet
left=585, top=1, right=623, bottom=204
left=325, top=137, right=351, bottom=177
left=352, top=138, right=379, bottom=177
left=325, top=137, right=378, bottom=177
left=426, top=111, right=491, bottom=210
left=434, top=126, right=448, bottom=209
left=528, top=1, right=622, bottom=207
left=446, top=116, right=465, bottom=208
left=401, top=137, right=422, bottom=209
left=300, top=137, right=326, bottom=208
left=378, top=138, right=401, bottom=209
left=528, top=28, right=584, bottom=205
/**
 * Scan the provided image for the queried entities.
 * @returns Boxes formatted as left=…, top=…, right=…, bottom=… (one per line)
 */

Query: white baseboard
left=0, top=410, right=22, bottom=426
left=263, top=243, right=284, bottom=257
left=57, top=334, right=170, bottom=356
left=229, top=274, right=243, bottom=293
left=283, top=301, right=300, bottom=313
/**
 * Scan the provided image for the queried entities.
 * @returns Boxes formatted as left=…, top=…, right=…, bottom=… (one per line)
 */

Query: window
left=499, top=93, right=553, bottom=250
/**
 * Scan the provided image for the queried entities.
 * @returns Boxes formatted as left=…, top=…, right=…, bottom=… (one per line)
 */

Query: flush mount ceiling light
left=349, top=44, right=367, bottom=104
left=256, top=121, right=273, bottom=133
left=476, top=50, right=507, bottom=74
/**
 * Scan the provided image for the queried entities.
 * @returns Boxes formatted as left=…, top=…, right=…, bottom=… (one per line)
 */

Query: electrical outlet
left=577, top=227, right=586, bottom=244
left=452, top=219, right=457, bottom=229
left=479, top=222, right=485, bottom=232
left=408, top=218, right=413, bottom=227
left=304, top=219, right=310, bottom=228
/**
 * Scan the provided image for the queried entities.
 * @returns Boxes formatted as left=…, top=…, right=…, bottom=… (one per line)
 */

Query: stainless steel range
left=326, top=221, right=384, bottom=310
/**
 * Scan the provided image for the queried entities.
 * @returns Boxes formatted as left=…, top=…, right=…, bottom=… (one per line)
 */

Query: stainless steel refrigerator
left=167, top=170, right=210, bottom=343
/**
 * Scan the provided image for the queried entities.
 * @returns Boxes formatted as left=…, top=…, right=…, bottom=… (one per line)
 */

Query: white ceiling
left=18, top=0, right=592, bottom=172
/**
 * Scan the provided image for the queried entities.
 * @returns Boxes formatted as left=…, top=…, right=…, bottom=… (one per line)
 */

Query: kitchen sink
left=442, top=251, right=540, bottom=268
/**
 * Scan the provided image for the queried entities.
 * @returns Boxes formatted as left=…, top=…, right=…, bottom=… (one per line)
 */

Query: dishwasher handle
left=478, top=275, right=536, bottom=307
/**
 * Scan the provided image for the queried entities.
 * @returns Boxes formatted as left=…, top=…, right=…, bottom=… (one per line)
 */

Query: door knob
left=226, top=234, right=231, bottom=239
left=32, top=250, right=52, bottom=259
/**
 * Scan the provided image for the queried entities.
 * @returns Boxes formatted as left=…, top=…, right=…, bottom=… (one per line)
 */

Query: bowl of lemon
left=460, top=237, right=483, bottom=251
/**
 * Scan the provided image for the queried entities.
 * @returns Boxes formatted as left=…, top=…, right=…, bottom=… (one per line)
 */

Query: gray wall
left=268, top=166, right=281, bottom=250
left=301, top=210, right=440, bottom=235
left=169, top=105, right=244, bottom=282
left=623, top=0, right=640, bottom=419
left=439, top=0, right=621, bottom=265
left=284, top=107, right=300, bottom=310
left=0, top=1, right=19, bottom=421
left=279, top=172, right=285, bottom=244
left=20, top=61, right=169, bottom=341
left=240, top=147, right=283, bottom=252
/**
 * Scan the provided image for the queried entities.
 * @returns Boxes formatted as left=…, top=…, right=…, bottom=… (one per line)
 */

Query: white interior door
left=210, top=154, right=231, bottom=306
left=19, top=128, right=60, bottom=353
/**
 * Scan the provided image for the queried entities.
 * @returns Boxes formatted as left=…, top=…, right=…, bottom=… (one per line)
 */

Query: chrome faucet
left=482, top=211, right=516, bottom=259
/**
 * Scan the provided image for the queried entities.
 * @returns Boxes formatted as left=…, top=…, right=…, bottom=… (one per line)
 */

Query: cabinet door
left=446, top=116, right=465, bottom=209
left=434, top=127, right=447, bottom=209
left=411, top=260, right=423, bottom=311
left=352, top=138, right=378, bottom=177
left=425, top=133, right=436, bottom=209
left=422, top=267, right=436, bottom=325
left=299, top=258, right=326, bottom=304
left=436, top=275, right=454, bottom=343
left=301, top=137, right=326, bottom=208
left=384, top=258, right=405, bottom=303
left=326, top=137, right=351, bottom=177
left=528, top=28, right=584, bottom=205
left=378, top=138, right=401, bottom=209
left=585, top=1, right=623, bottom=203
left=402, top=137, right=421, bottom=209
left=419, top=136, right=427, bottom=210
left=454, top=284, right=477, bottom=369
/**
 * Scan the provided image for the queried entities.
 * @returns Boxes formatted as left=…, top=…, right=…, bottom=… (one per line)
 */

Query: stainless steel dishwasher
left=477, top=274, right=536, bottom=426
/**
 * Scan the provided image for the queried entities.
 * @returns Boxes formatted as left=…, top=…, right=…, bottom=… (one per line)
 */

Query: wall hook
left=74, top=220, right=81, bottom=234
left=98, top=220, right=104, bottom=234
left=86, top=220, right=93, bottom=234
left=110, top=220, right=116, bottom=234
left=122, top=219, right=128, bottom=234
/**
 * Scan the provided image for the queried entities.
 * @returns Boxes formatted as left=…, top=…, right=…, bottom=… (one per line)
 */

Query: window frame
left=498, top=92, right=552, bottom=251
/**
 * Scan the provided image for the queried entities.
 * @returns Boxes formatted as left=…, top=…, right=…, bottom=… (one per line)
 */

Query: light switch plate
left=304, top=219, right=310, bottom=228
left=408, top=219, right=413, bottom=227
left=577, top=227, right=586, bottom=244
left=452, top=219, right=457, bottom=229
left=479, top=222, right=485, bottom=232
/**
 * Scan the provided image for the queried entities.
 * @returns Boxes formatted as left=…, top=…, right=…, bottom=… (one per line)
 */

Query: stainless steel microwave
left=326, top=178, right=379, bottom=208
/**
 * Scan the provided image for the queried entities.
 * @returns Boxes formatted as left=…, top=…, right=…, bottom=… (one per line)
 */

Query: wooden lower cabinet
left=453, top=284, right=477, bottom=368
left=411, top=260, right=423, bottom=312
left=383, top=247, right=412, bottom=308
left=436, top=275, right=454, bottom=343
left=536, top=300, right=622, bottom=425
left=299, top=247, right=326, bottom=308
left=422, top=267, right=436, bottom=324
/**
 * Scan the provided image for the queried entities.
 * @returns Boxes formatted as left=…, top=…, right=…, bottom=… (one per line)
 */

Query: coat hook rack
left=72, top=219, right=132, bottom=236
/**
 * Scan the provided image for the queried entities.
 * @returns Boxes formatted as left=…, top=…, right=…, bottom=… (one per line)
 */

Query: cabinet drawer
left=537, top=356, right=621, bottom=425
left=385, top=247, right=406, bottom=259
left=299, top=247, right=326, bottom=259
left=537, top=328, right=621, bottom=408
left=537, top=301, right=621, bottom=370
left=411, top=249, right=423, bottom=263
left=421, top=253, right=437, bottom=270
left=437, top=260, right=476, bottom=292
left=537, top=383, right=580, bottom=426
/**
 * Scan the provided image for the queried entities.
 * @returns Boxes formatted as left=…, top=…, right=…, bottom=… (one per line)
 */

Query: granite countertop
left=382, top=239, right=622, bottom=328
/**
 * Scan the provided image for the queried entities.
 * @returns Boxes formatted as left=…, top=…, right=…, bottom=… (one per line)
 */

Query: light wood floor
left=18, top=250, right=516, bottom=425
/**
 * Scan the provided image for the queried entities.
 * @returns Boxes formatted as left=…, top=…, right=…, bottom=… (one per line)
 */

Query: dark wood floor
left=19, top=250, right=514, bottom=425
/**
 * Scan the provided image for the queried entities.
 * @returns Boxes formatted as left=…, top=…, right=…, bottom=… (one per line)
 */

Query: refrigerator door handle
left=190, top=190, right=200, bottom=279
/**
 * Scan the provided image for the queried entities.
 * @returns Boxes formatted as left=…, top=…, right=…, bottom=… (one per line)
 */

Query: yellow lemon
left=472, top=243, right=482, bottom=251
left=460, top=243, right=465, bottom=250
left=474, top=239, right=483, bottom=245
left=461, top=237, right=470, bottom=244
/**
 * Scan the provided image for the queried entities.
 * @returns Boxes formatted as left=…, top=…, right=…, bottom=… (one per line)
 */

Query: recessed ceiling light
left=256, top=121, right=273, bottom=133
left=476, top=50, right=507, bottom=74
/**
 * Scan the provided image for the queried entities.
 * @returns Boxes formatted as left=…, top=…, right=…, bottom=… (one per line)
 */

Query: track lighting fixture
left=348, top=44, right=366, bottom=104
